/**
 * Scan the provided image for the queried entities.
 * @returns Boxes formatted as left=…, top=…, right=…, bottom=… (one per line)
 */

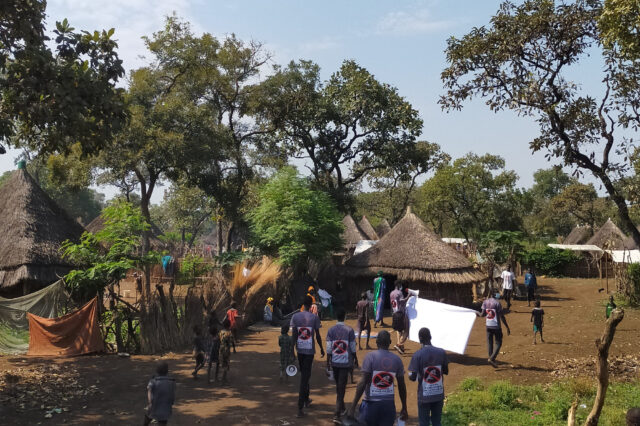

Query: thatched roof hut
left=563, top=225, right=593, bottom=245
left=587, top=219, right=629, bottom=250
left=623, top=227, right=640, bottom=250
left=0, top=168, right=84, bottom=296
left=375, top=219, right=392, bottom=238
left=343, top=208, right=483, bottom=306
left=357, top=215, right=379, bottom=240
left=342, top=215, right=367, bottom=250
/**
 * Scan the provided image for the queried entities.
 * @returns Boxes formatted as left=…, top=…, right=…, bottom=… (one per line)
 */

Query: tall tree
left=524, top=167, right=577, bottom=237
left=163, top=181, right=216, bottom=248
left=550, top=183, right=614, bottom=229
left=416, top=153, right=522, bottom=240
left=440, top=0, right=640, bottom=246
left=1, top=0, right=125, bottom=155
left=257, top=60, right=424, bottom=211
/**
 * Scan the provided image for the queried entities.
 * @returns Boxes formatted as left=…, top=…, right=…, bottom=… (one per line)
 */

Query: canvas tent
left=343, top=208, right=483, bottom=307
left=375, top=219, right=392, bottom=238
left=563, top=225, right=593, bottom=245
left=587, top=218, right=630, bottom=250
left=0, top=166, right=85, bottom=297
left=357, top=216, right=379, bottom=240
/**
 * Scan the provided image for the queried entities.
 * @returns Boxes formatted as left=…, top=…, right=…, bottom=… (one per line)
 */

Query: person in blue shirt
left=524, top=268, right=538, bottom=307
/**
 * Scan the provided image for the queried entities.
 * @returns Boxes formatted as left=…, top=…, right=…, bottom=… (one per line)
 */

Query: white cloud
left=298, top=37, right=341, bottom=54
left=377, top=8, right=454, bottom=36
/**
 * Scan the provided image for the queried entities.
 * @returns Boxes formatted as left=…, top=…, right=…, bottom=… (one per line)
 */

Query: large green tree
left=524, top=167, right=577, bottom=237
left=257, top=60, right=424, bottom=211
left=416, top=153, right=522, bottom=240
left=1, top=0, right=125, bottom=155
left=440, top=0, right=640, bottom=247
left=248, top=167, right=343, bottom=268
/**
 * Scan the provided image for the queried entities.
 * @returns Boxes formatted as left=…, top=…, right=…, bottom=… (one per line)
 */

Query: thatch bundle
left=587, top=219, right=629, bottom=250
left=344, top=208, right=483, bottom=285
left=375, top=219, right=392, bottom=238
left=342, top=215, right=367, bottom=249
left=0, top=169, right=84, bottom=295
left=357, top=216, right=379, bottom=240
left=563, top=225, right=593, bottom=245
left=230, top=258, right=281, bottom=312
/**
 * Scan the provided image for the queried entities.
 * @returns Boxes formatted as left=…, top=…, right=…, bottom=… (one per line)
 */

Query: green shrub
left=489, top=381, right=519, bottom=409
left=524, top=247, right=580, bottom=277
left=178, top=253, right=212, bottom=284
left=459, top=377, right=483, bottom=392
left=625, top=263, right=640, bottom=306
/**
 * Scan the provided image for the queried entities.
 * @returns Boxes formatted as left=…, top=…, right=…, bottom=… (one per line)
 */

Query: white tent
left=607, top=250, right=640, bottom=264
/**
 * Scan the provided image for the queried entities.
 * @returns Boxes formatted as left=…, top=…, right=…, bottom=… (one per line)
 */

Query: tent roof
left=563, top=225, right=593, bottom=245
left=547, top=244, right=603, bottom=252
left=342, top=215, right=367, bottom=249
left=586, top=219, right=629, bottom=249
left=375, top=219, right=392, bottom=238
left=344, top=208, right=483, bottom=285
left=357, top=216, right=379, bottom=240
left=0, top=169, right=85, bottom=289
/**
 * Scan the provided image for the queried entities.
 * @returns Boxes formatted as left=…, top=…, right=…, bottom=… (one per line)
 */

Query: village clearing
left=1, top=277, right=638, bottom=425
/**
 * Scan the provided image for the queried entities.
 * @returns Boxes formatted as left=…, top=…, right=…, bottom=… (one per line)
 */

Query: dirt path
left=1, top=278, right=638, bottom=425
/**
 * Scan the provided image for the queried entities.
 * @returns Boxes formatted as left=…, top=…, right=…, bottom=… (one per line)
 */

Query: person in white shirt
left=501, top=265, right=516, bottom=310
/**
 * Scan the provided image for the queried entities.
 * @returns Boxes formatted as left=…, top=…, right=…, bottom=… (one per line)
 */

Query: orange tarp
left=27, top=297, right=104, bottom=356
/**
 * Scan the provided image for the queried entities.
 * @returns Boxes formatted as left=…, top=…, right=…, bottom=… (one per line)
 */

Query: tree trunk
left=217, top=220, right=224, bottom=255
left=595, top=171, right=640, bottom=248
left=109, top=284, right=124, bottom=353
left=567, top=398, right=578, bottom=426
left=584, top=308, right=625, bottom=426
left=225, top=221, right=235, bottom=252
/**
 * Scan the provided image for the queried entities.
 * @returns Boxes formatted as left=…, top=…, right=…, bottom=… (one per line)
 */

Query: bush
left=524, top=247, right=581, bottom=277
left=459, top=377, right=483, bottom=392
left=625, top=263, right=640, bottom=306
left=178, top=253, right=212, bottom=284
left=489, top=381, right=519, bottom=409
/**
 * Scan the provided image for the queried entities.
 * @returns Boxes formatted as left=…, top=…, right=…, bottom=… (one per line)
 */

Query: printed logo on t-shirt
left=422, top=365, right=444, bottom=397
left=370, top=370, right=395, bottom=397
left=485, top=309, right=498, bottom=327
left=331, top=340, right=349, bottom=364
left=297, top=326, right=313, bottom=350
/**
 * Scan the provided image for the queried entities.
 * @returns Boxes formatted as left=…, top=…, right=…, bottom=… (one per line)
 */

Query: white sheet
left=406, top=296, right=477, bottom=354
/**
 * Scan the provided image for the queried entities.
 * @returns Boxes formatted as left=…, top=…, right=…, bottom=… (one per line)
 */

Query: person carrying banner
left=408, top=328, right=448, bottom=426
left=346, top=330, right=408, bottom=426
left=326, top=308, right=357, bottom=422
left=373, top=271, right=387, bottom=328
left=390, top=280, right=410, bottom=355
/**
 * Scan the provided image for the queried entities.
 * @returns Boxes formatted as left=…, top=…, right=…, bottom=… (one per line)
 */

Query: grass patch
left=443, top=378, right=640, bottom=425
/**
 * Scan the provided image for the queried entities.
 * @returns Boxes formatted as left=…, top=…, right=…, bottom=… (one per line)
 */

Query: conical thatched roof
left=563, top=225, right=593, bottom=245
left=0, top=169, right=85, bottom=292
left=342, top=215, right=367, bottom=249
left=587, top=219, right=628, bottom=249
left=357, top=216, right=379, bottom=240
left=375, top=219, right=392, bottom=238
left=344, top=208, right=483, bottom=284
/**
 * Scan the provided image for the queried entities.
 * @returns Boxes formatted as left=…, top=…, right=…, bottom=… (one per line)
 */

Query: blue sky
left=0, top=0, right=603, bottom=202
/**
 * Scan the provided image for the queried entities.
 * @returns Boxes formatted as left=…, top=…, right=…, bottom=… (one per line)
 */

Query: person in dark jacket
left=524, top=268, right=538, bottom=307
left=144, top=361, right=176, bottom=425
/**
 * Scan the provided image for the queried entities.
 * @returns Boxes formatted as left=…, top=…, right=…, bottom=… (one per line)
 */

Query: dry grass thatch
left=231, top=257, right=281, bottom=311
left=375, top=219, right=392, bottom=238
left=344, top=208, right=484, bottom=285
left=357, top=216, right=379, bottom=240
left=0, top=169, right=85, bottom=291
left=342, top=215, right=367, bottom=249
left=563, top=225, right=593, bottom=245
left=587, top=219, right=629, bottom=249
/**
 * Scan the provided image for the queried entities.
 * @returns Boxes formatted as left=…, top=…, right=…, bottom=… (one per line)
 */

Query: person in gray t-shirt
left=409, top=328, right=448, bottom=426
left=144, top=362, right=176, bottom=425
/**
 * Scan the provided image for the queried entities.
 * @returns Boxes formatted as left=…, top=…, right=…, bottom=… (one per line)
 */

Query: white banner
left=406, top=296, right=477, bottom=354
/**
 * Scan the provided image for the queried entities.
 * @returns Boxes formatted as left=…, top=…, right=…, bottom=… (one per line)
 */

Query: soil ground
left=1, top=277, right=639, bottom=425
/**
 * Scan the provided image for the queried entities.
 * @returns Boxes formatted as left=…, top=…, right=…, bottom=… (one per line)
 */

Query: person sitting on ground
left=409, top=327, right=448, bottom=426
left=192, top=325, right=206, bottom=379
left=264, top=297, right=274, bottom=323
left=207, top=325, right=221, bottom=383
left=144, top=361, right=175, bottom=426
left=606, top=295, right=617, bottom=319
left=278, top=324, right=295, bottom=382
left=531, top=300, right=545, bottom=344
left=224, top=302, right=240, bottom=350
left=346, top=330, right=408, bottom=426
left=218, top=318, right=235, bottom=385
left=356, top=292, right=372, bottom=350
left=477, top=294, right=510, bottom=368
left=524, top=268, right=537, bottom=307
left=627, top=407, right=640, bottom=426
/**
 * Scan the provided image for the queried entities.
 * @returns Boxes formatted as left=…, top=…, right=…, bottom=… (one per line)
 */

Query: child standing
left=531, top=300, right=545, bottom=344
left=144, top=361, right=175, bottom=425
left=278, top=324, right=295, bottom=382
left=225, top=302, right=240, bottom=351
left=219, top=318, right=235, bottom=385
left=206, top=325, right=221, bottom=384
left=192, top=325, right=206, bottom=378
